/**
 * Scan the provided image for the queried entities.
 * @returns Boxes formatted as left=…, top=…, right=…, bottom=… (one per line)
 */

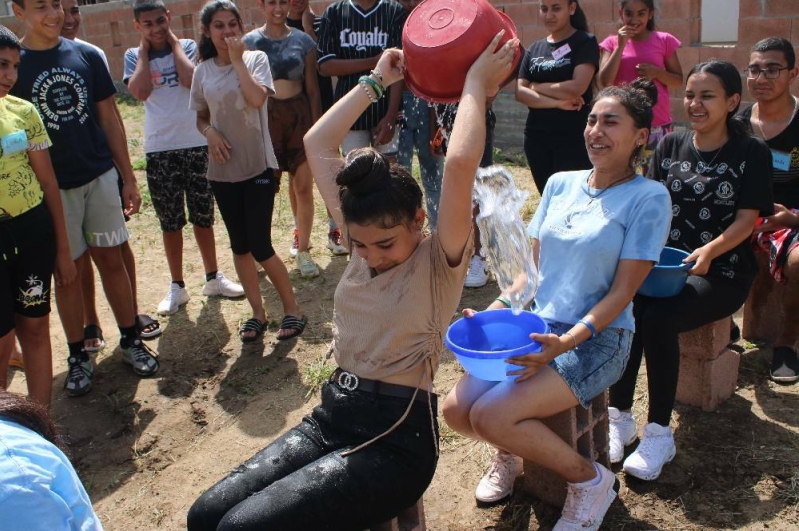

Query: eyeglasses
left=743, top=66, right=789, bottom=80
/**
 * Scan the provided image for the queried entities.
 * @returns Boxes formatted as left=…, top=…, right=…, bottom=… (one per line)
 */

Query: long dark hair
left=570, top=1, right=589, bottom=32
left=337, top=148, right=423, bottom=229
left=0, top=391, right=64, bottom=451
left=198, top=0, right=243, bottom=62
left=620, top=0, right=656, bottom=31
left=687, top=60, right=749, bottom=138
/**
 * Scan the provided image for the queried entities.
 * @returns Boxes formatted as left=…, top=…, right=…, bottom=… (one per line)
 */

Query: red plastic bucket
left=402, top=0, right=522, bottom=103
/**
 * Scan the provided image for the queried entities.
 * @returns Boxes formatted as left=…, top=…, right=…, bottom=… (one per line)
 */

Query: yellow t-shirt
left=0, top=95, right=51, bottom=218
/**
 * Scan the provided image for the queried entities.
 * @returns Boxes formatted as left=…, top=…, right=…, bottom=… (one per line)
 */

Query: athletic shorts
left=0, top=203, right=56, bottom=336
left=341, top=126, right=400, bottom=157
left=267, top=94, right=312, bottom=175
left=146, top=146, right=214, bottom=232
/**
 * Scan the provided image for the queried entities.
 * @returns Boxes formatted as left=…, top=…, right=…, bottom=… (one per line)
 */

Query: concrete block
left=678, top=319, right=731, bottom=361
left=742, top=269, right=786, bottom=345
left=372, top=499, right=426, bottom=531
left=676, top=348, right=740, bottom=412
left=522, top=393, right=609, bottom=507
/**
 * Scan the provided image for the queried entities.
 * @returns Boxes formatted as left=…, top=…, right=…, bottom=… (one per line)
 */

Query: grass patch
left=301, top=355, right=336, bottom=398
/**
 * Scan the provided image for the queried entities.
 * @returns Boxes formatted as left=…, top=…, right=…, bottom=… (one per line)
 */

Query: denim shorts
left=547, top=321, right=633, bottom=408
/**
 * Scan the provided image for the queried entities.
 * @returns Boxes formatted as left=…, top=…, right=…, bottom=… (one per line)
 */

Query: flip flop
left=277, top=314, right=308, bottom=341
left=83, top=324, right=106, bottom=353
left=240, top=318, right=265, bottom=343
left=136, top=314, right=162, bottom=339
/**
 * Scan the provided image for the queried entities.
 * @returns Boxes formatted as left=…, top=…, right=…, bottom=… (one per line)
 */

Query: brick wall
left=1, top=0, right=798, bottom=152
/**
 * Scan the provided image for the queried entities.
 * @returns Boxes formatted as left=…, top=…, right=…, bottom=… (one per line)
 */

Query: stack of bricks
left=675, top=319, right=739, bottom=412
left=522, top=391, right=610, bottom=507
left=371, top=499, right=426, bottom=531
left=742, top=256, right=786, bottom=344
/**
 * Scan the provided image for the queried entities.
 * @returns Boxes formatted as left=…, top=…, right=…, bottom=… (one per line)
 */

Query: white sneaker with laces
left=327, top=228, right=348, bottom=256
left=553, top=463, right=617, bottom=531
left=297, top=251, right=320, bottom=278
left=474, top=450, right=523, bottom=503
left=203, top=271, right=245, bottom=298
left=609, top=407, right=638, bottom=464
left=464, top=255, right=489, bottom=288
left=622, top=422, right=676, bottom=481
left=157, top=283, right=190, bottom=315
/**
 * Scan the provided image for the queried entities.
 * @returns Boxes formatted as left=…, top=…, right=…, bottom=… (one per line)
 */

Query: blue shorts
left=547, top=321, right=633, bottom=408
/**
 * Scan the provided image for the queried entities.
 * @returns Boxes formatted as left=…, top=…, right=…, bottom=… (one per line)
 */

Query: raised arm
left=436, top=32, right=518, bottom=266
left=228, top=39, right=270, bottom=108
left=597, top=48, right=622, bottom=89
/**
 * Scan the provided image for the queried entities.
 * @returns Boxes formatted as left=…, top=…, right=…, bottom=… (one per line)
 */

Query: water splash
left=473, top=165, right=538, bottom=315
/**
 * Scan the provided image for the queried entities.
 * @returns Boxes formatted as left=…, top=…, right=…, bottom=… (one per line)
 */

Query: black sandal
left=136, top=314, right=162, bottom=339
left=240, top=318, right=265, bottom=343
left=277, top=314, right=307, bottom=341
left=83, top=324, right=106, bottom=353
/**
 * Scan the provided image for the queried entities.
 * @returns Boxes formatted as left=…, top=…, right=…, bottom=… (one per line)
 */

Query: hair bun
left=630, top=77, right=658, bottom=108
left=337, top=148, right=390, bottom=196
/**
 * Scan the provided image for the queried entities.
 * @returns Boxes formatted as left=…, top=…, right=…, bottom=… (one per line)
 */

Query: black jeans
left=187, top=380, right=439, bottom=531
left=524, top=129, right=592, bottom=194
left=609, top=274, right=750, bottom=426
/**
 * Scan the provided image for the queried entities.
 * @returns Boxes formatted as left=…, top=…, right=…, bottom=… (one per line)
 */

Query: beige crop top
left=332, top=230, right=473, bottom=381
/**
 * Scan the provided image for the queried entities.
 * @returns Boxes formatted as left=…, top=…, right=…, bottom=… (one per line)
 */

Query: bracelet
left=370, top=68, right=383, bottom=84
left=494, top=297, right=511, bottom=308
left=564, top=331, right=578, bottom=350
left=201, top=124, right=215, bottom=137
left=577, top=318, right=597, bottom=339
left=361, top=74, right=384, bottom=99
left=358, top=78, right=379, bottom=103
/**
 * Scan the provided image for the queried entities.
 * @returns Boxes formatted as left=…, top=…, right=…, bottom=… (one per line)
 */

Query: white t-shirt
left=123, top=39, right=206, bottom=153
left=527, top=170, right=672, bottom=331
left=189, top=51, right=278, bottom=182
left=75, top=37, right=108, bottom=71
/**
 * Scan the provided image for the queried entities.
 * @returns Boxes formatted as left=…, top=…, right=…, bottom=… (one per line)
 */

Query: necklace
left=753, top=96, right=798, bottom=140
left=585, top=170, right=636, bottom=203
left=691, top=133, right=727, bottom=172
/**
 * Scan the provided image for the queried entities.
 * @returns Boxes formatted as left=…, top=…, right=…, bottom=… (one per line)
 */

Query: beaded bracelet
left=494, top=297, right=511, bottom=308
left=358, top=77, right=379, bottom=103
left=577, top=318, right=597, bottom=339
left=363, top=74, right=384, bottom=98
left=370, top=68, right=383, bottom=84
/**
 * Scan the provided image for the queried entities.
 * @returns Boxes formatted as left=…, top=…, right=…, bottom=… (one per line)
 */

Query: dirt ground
left=6, top=97, right=799, bottom=530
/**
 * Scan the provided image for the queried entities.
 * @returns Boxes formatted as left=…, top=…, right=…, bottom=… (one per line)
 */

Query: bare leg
left=89, top=246, right=136, bottom=329
left=194, top=225, right=219, bottom=275
left=776, top=248, right=799, bottom=348
left=0, top=331, right=15, bottom=392
left=442, top=373, right=500, bottom=441
left=16, top=314, right=53, bottom=409
left=232, top=252, right=266, bottom=340
left=81, top=258, right=100, bottom=327
left=121, top=241, right=138, bottom=315
left=56, top=252, right=89, bottom=344
left=258, top=254, right=301, bottom=339
left=293, top=162, right=315, bottom=252
left=162, top=229, right=184, bottom=282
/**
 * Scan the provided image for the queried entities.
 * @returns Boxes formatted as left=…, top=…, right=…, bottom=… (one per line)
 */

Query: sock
left=119, top=325, right=139, bottom=349
left=571, top=463, right=603, bottom=488
left=172, top=280, right=186, bottom=288
left=205, top=271, right=218, bottom=282
left=328, top=218, right=337, bottom=231
left=68, top=341, right=85, bottom=359
left=293, top=216, right=298, bottom=229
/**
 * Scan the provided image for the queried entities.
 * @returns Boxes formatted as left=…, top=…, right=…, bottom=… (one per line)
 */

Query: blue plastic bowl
left=444, top=309, right=549, bottom=381
left=637, top=247, right=693, bottom=298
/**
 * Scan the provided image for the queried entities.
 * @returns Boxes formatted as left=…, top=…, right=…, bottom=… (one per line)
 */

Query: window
left=701, top=0, right=739, bottom=44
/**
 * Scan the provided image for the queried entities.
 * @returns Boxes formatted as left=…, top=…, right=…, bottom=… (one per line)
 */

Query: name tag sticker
left=551, top=43, right=571, bottom=61
left=1, top=130, right=27, bottom=155
left=772, top=149, right=791, bottom=171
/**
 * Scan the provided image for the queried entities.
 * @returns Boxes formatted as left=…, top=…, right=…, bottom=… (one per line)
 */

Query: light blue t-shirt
left=527, top=170, right=671, bottom=331
left=0, top=418, right=103, bottom=531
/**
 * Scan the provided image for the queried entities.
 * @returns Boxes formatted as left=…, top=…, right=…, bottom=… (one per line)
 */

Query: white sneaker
left=609, top=407, right=638, bottom=464
left=289, top=229, right=299, bottom=257
left=297, top=251, right=320, bottom=278
left=553, top=463, right=617, bottom=531
left=622, top=422, right=676, bottom=481
left=327, top=228, right=348, bottom=256
left=474, top=450, right=523, bottom=503
left=464, top=255, right=489, bottom=288
left=203, top=271, right=245, bottom=298
left=157, top=283, right=190, bottom=315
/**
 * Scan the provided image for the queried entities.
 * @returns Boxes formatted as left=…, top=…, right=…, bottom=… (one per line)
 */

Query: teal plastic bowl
left=638, top=247, right=693, bottom=298
left=445, top=309, right=549, bottom=381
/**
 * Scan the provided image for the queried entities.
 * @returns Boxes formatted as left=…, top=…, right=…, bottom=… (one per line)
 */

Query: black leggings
left=609, top=274, right=750, bottom=426
left=524, top=129, right=591, bottom=194
left=210, top=170, right=276, bottom=262
left=187, top=380, right=439, bottom=531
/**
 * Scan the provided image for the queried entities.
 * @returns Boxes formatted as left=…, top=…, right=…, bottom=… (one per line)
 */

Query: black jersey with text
left=11, top=38, right=116, bottom=189
left=740, top=104, right=799, bottom=209
left=317, top=0, right=406, bottom=130
left=648, top=131, right=774, bottom=284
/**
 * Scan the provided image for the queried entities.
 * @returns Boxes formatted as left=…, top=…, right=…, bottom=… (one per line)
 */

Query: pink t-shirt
left=599, top=31, right=681, bottom=128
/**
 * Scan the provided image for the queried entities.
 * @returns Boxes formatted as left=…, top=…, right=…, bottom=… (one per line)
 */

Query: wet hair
left=0, top=25, right=20, bottom=51
left=569, top=1, right=589, bottom=33
left=752, top=37, right=795, bottom=69
left=198, top=0, right=243, bottom=62
left=133, top=0, right=167, bottom=21
left=0, top=391, right=65, bottom=452
left=687, top=60, right=749, bottom=138
left=593, top=78, right=658, bottom=166
left=336, top=148, right=423, bottom=229
left=620, top=0, right=655, bottom=31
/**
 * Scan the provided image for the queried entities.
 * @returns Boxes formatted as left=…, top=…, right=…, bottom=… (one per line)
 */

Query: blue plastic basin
left=638, top=247, right=693, bottom=298
left=444, top=309, right=549, bottom=381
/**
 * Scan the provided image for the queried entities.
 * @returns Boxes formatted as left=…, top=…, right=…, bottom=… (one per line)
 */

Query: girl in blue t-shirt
left=443, top=79, right=671, bottom=529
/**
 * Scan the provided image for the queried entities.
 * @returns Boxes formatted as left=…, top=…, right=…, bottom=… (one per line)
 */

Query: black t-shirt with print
left=11, top=38, right=116, bottom=190
left=740, top=104, right=799, bottom=209
left=648, top=131, right=774, bottom=284
left=518, top=30, right=599, bottom=135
